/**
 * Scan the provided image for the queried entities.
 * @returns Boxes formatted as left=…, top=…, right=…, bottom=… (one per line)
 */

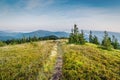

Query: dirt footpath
left=50, top=42, right=63, bottom=80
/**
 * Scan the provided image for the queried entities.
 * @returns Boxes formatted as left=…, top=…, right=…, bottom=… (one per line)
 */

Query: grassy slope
left=62, top=43, right=120, bottom=80
left=0, top=41, right=57, bottom=80
left=0, top=40, right=120, bottom=80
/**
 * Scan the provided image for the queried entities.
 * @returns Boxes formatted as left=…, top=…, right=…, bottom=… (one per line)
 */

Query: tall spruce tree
left=69, top=24, right=79, bottom=44
left=102, top=31, right=112, bottom=50
left=79, top=30, right=86, bottom=44
left=74, top=24, right=79, bottom=44
left=93, top=35, right=99, bottom=45
left=69, top=24, right=86, bottom=45
left=111, top=35, right=119, bottom=49
left=89, top=30, right=93, bottom=43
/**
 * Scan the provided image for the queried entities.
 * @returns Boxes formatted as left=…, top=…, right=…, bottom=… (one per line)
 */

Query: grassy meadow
left=0, top=41, right=57, bottom=80
left=62, top=42, right=120, bottom=80
left=0, top=40, right=120, bottom=80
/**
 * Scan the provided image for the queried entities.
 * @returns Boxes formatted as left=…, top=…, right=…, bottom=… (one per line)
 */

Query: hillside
left=0, top=40, right=120, bottom=80
left=62, top=42, right=120, bottom=80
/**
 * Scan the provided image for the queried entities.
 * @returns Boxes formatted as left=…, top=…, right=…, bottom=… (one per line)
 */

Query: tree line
left=69, top=24, right=120, bottom=50
left=0, top=35, right=58, bottom=47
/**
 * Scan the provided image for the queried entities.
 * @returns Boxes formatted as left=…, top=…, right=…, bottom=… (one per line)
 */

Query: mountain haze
left=0, top=30, right=69, bottom=41
left=0, top=30, right=120, bottom=42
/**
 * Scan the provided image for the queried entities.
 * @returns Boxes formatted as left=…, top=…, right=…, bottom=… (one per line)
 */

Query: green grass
left=62, top=43, right=120, bottom=80
left=1, top=40, right=120, bottom=80
left=0, top=41, right=57, bottom=80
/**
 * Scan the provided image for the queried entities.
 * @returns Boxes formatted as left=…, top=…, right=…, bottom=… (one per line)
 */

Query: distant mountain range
left=0, top=30, right=120, bottom=42
left=0, top=30, right=69, bottom=41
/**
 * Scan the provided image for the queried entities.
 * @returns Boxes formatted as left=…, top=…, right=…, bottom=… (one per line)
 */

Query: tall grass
left=0, top=41, right=56, bottom=80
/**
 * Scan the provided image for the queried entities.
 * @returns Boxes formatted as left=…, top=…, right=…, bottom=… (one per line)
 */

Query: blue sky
left=0, top=0, right=120, bottom=32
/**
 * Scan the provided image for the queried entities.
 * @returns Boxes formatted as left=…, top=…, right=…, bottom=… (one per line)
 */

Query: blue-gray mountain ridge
left=0, top=30, right=120, bottom=43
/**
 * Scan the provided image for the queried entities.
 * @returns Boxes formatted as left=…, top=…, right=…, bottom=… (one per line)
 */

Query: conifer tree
left=79, top=30, right=85, bottom=44
left=69, top=28, right=74, bottom=43
left=69, top=24, right=79, bottom=44
left=74, top=24, right=79, bottom=44
left=22, top=35, right=26, bottom=43
left=89, top=30, right=93, bottom=43
left=102, top=31, right=112, bottom=50
left=69, top=24, right=86, bottom=45
left=111, top=35, right=119, bottom=49
left=93, top=35, right=99, bottom=45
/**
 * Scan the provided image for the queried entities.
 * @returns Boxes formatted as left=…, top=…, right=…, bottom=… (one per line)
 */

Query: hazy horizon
left=0, top=0, right=120, bottom=32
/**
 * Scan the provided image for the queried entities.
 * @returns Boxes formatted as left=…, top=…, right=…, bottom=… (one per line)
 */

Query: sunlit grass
left=1, top=40, right=120, bottom=80
left=0, top=41, right=57, bottom=80
left=62, top=42, right=120, bottom=80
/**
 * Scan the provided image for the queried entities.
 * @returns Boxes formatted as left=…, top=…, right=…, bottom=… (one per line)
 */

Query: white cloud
left=23, top=0, right=54, bottom=10
left=59, top=7, right=120, bottom=32
left=0, top=3, right=120, bottom=32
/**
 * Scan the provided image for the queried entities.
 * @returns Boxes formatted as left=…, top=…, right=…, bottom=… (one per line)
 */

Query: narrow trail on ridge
left=50, top=41, right=63, bottom=80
